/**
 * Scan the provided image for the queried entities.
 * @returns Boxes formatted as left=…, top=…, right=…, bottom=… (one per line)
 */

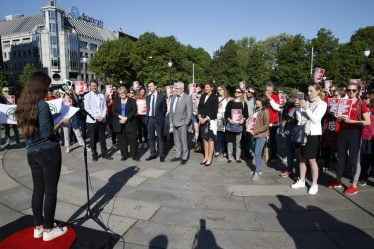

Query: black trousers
left=269, top=125, right=278, bottom=160
left=147, top=117, right=165, bottom=157
left=117, top=126, right=138, bottom=159
left=137, top=115, right=148, bottom=143
left=87, top=122, right=108, bottom=156
left=27, top=145, right=61, bottom=229
left=4, top=124, right=20, bottom=142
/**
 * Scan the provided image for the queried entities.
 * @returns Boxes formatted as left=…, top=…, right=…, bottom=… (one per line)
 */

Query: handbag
left=225, top=123, right=243, bottom=133
left=290, top=125, right=305, bottom=144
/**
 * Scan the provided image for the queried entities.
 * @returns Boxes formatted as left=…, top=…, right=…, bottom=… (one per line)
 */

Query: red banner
left=328, top=98, right=353, bottom=117
left=246, top=116, right=256, bottom=132
left=74, top=81, right=88, bottom=95
left=136, top=99, right=147, bottom=115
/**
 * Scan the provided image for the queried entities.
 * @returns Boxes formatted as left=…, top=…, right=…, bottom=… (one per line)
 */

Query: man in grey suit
left=169, top=82, right=193, bottom=165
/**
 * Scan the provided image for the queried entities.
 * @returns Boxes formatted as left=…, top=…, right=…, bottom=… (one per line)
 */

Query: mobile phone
left=297, top=92, right=304, bottom=100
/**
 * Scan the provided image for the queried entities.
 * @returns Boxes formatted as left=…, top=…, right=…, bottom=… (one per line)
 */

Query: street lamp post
left=168, top=59, right=173, bottom=85
left=82, top=56, right=88, bottom=83
left=364, top=47, right=371, bottom=89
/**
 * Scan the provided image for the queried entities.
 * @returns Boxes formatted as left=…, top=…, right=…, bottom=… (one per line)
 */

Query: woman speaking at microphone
left=15, top=72, right=70, bottom=241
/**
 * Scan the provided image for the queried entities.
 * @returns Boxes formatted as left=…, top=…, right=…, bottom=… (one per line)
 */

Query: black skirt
left=200, top=122, right=215, bottom=141
left=300, top=135, right=320, bottom=160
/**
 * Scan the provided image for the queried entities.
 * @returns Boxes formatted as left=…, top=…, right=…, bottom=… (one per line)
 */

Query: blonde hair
left=117, top=86, right=128, bottom=95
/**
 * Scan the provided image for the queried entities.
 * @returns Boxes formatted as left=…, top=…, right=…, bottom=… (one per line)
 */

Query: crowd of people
left=1, top=71, right=373, bottom=241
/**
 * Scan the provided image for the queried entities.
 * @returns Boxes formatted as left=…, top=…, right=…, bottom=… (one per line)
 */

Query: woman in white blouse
left=291, top=84, right=327, bottom=195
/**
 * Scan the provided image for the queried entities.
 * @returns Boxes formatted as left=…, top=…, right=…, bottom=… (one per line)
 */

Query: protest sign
left=136, top=99, right=147, bottom=115
left=231, top=109, right=243, bottom=123
left=188, top=83, right=197, bottom=95
left=6, top=95, right=16, bottom=104
left=53, top=104, right=79, bottom=125
left=74, top=81, right=88, bottom=95
left=314, top=68, right=325, bottom=83
left=246, top=116, right=256, bottom=133
left=328, top=98, right=353, bottom=117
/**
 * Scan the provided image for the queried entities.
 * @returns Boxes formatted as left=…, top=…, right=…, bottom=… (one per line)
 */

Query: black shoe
left=133, top=158, right=140, bottom=162
left=204, top=161, right=212, bottom=167
left=160, top=157, right=165, bottom=162
left=121, top=156, right=128, bottom=161
left=92, top=155, right=99, bottom=161
left=181, top=159, right=188, bottom=165
left=102, top=154, right=113, bottom=160
left=227, top=159, right=232, bottom=163
left=170, top=157, right=182, bottom=162
left=236, top=159, right=242, bottom=163
left=146, top=155, right=157, bottom=161
left=200, top=160, right=207, bottom=165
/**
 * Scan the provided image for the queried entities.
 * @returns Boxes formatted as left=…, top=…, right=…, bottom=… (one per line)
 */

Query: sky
left=1, top=0, right=373, bottom=55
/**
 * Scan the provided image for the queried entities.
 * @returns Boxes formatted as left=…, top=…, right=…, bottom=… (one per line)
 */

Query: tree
left=90, top=37, right=136, bottom=85
left=0, top=66, right=6, bottom=89
left=18, top=63, right=37, bottom=90
left=271, top=34, right=310, bottom=90
left=311, top=28, right=341, bottom=83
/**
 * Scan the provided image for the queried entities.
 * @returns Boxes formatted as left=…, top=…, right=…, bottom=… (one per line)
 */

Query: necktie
left=173, top=95, right=180, bottom=112
left=150, top=94, right=155, bottom=116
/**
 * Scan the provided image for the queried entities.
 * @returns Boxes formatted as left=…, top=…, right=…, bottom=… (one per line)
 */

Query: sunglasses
left=235, top=91, right=242, bottom=94
left=347, top=89, right=358, bottom=93
left=363, top=96, right=370, bottom=99
left=3, top=90, right=9, bottom=92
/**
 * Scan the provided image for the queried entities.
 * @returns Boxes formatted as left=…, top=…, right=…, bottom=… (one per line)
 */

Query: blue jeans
left=214, top=131, right=226, bottom=154
left=253, top=137, right=267, bottom=173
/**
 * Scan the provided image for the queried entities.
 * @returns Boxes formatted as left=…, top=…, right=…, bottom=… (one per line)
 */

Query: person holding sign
left=136, top=87, right=148, bottom=149
left=112, top=87, right=139, bottom=161
left=328, top=82, right=370, bottom=195
left=291, top=84, right=327, bottom=195
left=214, top=85, right=231, bottom=157
left=15, top=72, right=69, bottom=241
left=249, top=95, right=270, bottom=180
left=224, top=88, right=248, bottom=164
left=0, top=87, right=20, bottom=146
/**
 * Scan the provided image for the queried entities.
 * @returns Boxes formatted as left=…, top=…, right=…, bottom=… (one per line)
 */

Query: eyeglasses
left=347, top=89, right=358, bottom=93
left=235, top=91, right=242, bottom=94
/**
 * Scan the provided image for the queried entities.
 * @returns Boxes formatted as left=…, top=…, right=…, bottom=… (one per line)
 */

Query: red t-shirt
left=340, top=99, right=369, bottom=130
left=268, top=93, right=280, bottom=124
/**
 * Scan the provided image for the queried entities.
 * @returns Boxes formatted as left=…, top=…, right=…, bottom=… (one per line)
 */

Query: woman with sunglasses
left=214, top=85, right=231, bottom=157
left=328, top=82, right=371, bottom=195
left=358, top=92, right=374, bottom=186
left=224, top=88, right=248, bottom=163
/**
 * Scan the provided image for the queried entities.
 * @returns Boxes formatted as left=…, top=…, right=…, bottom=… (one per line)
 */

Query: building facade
left=0, top=0, right=136, bottom=87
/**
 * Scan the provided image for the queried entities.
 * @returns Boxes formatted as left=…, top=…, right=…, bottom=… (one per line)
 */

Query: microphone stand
left=63, top=88, right=108, bottom=231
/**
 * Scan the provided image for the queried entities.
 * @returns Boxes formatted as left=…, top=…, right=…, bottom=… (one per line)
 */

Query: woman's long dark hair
left=15, top=72, right=51, bottom=138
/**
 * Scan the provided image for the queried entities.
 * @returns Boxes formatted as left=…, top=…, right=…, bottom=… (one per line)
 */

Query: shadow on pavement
left=270, top=195, right=374, bottom=249
left=68, top=166, right=139, bottom=224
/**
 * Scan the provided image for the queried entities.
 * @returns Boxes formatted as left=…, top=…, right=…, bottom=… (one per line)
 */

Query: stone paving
left=0, top=140, right=374, bottom=249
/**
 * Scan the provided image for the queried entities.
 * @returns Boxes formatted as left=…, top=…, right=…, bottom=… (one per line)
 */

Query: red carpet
left=0, top=225, right=77, bottom=249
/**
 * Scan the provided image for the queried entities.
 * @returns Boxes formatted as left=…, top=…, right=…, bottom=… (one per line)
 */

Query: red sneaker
left=327, top=180, right=343, bottom=189
left=344, top=185, right=358, bottom=195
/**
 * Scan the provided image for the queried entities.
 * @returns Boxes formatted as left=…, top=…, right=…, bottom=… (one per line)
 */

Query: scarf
left=300, top=96, right=321, bottom=137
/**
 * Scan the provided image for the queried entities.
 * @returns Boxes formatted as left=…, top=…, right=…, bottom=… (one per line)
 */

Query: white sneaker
left=258, top=170, right=263, bottom=175
left=33, top=227, right=44, bottom=239
left=66, top=147, right=70, bottom=153
left=291, top=179, right=306, bottom=189
left=43, top=226, right=68, bottom=241
left=251, top=172, right=260, bottom=181
left=308, top=184, right=318, bottom=195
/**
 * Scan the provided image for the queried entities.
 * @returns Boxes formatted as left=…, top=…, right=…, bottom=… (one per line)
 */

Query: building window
left=90, top=43, right=98, bottom=51
left=49, top=11, right=56, bottom=20
left=80, top=41, right=88, bottom=49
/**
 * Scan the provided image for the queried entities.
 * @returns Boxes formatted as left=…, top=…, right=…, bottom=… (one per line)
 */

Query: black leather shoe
left=145, top=155, right=157, bottom=161
left=170, top=157, right=182, bottom=162
left=92, top=155, right=98, bottom=161
left=102, top=154, right=113, bottom=160
left=121, top=156, right=128, bottom=161
left=160, top=157, right=165, bottom=162
left=133, top=157, right=140, bottom=162
left=181, top=159, right=188, bottom=165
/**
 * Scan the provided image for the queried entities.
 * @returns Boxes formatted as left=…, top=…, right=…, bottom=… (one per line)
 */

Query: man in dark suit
left=169, top=82, right=193, bottom=165
left=146, top=81, right=167, bottom=162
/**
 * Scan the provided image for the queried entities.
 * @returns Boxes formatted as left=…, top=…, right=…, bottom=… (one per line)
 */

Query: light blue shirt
left=84, top=91, right=107, bottom=123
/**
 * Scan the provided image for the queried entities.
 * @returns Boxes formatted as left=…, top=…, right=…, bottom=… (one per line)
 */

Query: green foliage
left=0, top=67, right=6, bottom=89
left=18, top=63, right=37, bottom=90
left=88, top=26, right=374, bottom=94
